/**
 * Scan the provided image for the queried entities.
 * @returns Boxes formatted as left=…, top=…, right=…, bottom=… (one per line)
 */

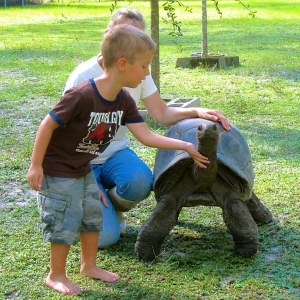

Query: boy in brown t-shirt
left=27, top=24, right=210, bottom=295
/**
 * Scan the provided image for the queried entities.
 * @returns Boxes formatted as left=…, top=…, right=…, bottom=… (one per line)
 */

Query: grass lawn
left=0, top=1, right=299, bottom=299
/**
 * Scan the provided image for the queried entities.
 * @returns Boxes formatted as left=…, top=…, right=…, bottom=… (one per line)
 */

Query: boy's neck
left=93, top=72, right=123, bottom=101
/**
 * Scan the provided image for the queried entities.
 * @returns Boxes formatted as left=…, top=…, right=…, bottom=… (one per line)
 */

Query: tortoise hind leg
left=223, top=193, right=258, bottom=257
left=135, top=196, right=179, bottom=262
left=246, top=192, right=273, bottom=224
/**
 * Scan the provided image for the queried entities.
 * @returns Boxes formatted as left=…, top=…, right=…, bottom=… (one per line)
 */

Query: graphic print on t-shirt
left=76, top=110, right=123, bottom=154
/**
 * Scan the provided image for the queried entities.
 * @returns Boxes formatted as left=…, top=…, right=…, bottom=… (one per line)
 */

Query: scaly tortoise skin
left=135, top=118, right=273, bottom=262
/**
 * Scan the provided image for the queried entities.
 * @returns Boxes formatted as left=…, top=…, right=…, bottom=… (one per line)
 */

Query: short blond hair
left=108, top=8, right=146, bottom=30
left=101, top=24, right=156, bottom=68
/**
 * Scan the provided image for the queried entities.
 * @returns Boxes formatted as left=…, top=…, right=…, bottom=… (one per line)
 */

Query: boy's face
left=124, top=52, right=153, bottom=88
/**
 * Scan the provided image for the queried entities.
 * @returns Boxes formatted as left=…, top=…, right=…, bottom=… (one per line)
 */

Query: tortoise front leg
left=223, top=192, right=259, bottom=257
left=135, top=195, right=180, bottom=262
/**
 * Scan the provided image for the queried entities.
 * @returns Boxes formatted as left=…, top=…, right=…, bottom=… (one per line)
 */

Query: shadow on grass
left=107, top=215, right=300, bottom=297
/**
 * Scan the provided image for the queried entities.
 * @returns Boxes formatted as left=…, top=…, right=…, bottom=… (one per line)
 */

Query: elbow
left=150, top=110, right=174, bottom=126
left=153, top=117, right=172, bottom=126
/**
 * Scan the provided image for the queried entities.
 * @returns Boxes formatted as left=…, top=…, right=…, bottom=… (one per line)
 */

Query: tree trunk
left=151, top=0, right=160, bottom=92
left=201, top=0, right=208, bottom=58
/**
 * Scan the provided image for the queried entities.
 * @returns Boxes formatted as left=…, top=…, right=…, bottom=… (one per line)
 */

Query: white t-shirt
left=64, top=55, right=157, bottom=164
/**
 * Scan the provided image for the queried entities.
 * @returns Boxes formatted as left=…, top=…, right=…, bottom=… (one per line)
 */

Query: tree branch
left=234, top=0, right=257, bottom=18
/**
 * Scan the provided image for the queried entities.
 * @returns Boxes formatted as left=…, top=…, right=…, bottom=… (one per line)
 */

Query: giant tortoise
left=135, top=118, right=273, bottom=261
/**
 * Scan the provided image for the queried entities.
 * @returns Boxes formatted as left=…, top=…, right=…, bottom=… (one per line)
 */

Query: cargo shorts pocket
left=37, top=192, right=70, bottom=232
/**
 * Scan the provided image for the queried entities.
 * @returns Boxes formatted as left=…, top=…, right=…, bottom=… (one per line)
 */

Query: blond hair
left=108, top=8, right=146, bottom=30
left=101, top=24, right=156, bottom=68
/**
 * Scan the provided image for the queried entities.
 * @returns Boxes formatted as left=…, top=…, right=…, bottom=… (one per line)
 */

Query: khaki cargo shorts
left=37, top=171, right=102, bottom=245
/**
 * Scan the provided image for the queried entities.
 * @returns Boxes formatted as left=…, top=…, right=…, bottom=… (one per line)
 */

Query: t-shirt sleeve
left=63, top=56, right=103, bottom=94
left=50, top=84, right=89, bottom=127
left=140, top=74, right=157, bottom=100
left=64, top=73, right=87, bottom=94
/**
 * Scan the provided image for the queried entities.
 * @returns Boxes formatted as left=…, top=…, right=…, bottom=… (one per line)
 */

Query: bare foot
left=80, top=265, right=119, bottom=283
left=46, top=274, right=83, bottom=295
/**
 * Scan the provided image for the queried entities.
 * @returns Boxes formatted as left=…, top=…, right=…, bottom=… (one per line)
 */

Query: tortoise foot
left=135, top=197, right=179, bottom=262
left=235, top=243, right=258, bottom=257
left=247, top=193, right=273, bottom=224
left=135, top=240, right=161, bottom=262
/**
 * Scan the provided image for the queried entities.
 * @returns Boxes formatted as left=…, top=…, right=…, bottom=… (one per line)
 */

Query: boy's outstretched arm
left=127, top=122, right=210, bottom=169
left=27, top=115, right=59, bottom=191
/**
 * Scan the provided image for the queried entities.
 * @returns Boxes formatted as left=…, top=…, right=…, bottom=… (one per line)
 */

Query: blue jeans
left=92, top=147, right=153, bottom=248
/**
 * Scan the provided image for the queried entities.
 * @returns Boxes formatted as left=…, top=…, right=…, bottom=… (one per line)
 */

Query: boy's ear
left=117, top=58, right=127, bottom=71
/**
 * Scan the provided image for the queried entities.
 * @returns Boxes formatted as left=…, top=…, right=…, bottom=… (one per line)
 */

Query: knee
left=121, top=183, right=152, bottom=201
left=98, top=227, right=120, bottom=248
left=119, top=171, right=153, bottom=201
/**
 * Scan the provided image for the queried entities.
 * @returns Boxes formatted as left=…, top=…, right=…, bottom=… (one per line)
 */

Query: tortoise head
left=197, top=123, right=219, bottom=158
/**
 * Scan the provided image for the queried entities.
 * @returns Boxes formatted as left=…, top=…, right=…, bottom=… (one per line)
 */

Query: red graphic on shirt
left=84, top=123, right=106, bottom=143
left=83, top=122, right=117, bottom=146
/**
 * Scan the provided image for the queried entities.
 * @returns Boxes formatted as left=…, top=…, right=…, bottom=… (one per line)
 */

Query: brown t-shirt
left=42, top=79, right=144, bottom=178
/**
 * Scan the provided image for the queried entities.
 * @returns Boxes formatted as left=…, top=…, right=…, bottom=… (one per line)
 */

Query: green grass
left=0, top=1, right=299, bottom=299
